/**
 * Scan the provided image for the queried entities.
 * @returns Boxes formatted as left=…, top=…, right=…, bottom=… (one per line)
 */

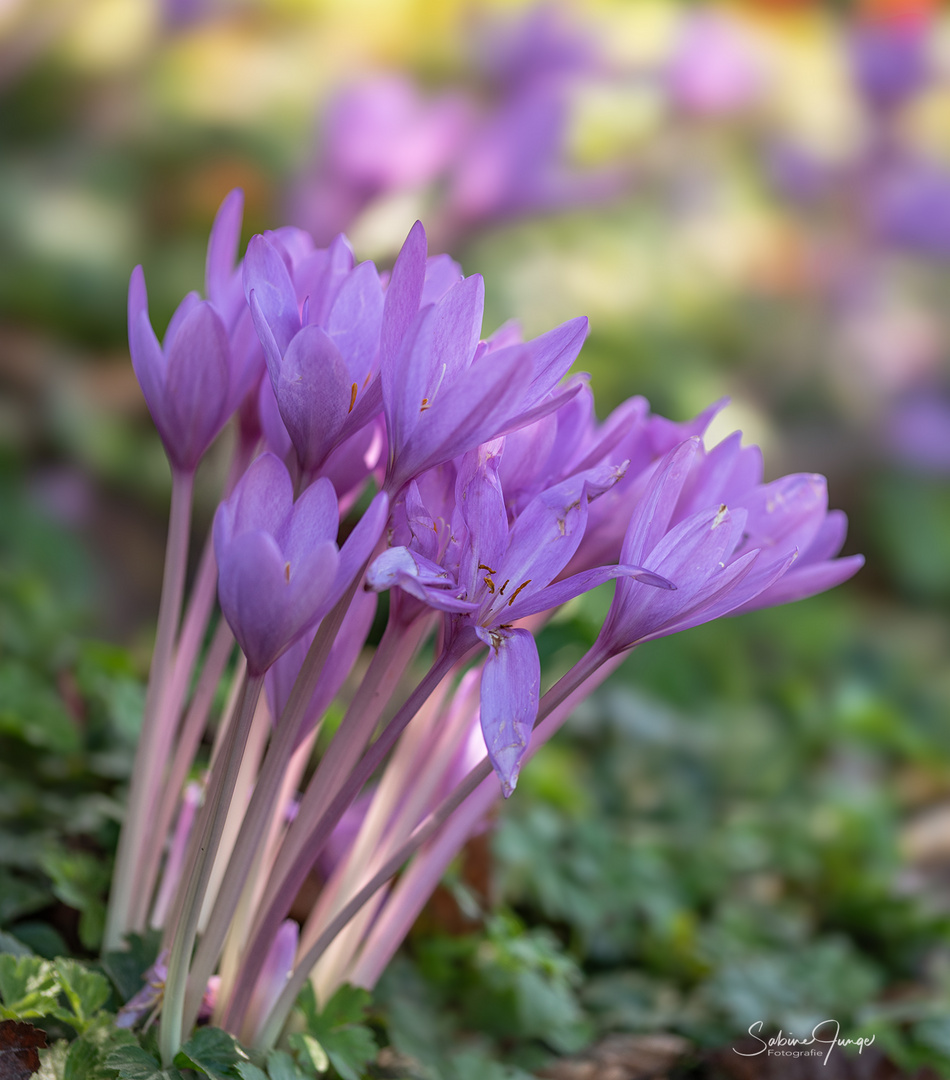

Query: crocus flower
left=213, top=453, right=388, bottom=676
left=369, top=446, right=671, bottom=793
left=244, top=232, right=385, bottom=478
left=128, top=268, right=232, bottom=474
left=380, top=221, right=590, bottom=494
left=596, top=439, right=864, bottom=656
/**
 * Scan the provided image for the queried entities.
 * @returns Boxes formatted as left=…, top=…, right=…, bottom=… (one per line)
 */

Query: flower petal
left=477, top=627, right=540, bottom=798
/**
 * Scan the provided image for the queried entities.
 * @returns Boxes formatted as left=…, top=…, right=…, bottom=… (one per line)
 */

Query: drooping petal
left=367, top=546, right=478, bottom=613
left=476, top=626, right=540, bottom=797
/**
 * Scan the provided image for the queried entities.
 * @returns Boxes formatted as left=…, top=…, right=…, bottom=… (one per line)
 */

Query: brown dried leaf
left=0, top=1020, right=46, bottom=1080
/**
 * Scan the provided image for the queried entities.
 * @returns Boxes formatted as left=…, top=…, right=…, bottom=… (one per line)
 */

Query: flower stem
left=180, top=577, right=366, bottom=1035
left=105, top=467, right=194, bottom=951
left=158, top=670, right=264, bottom=1066
left=221, top=632, right=474, bottom=1036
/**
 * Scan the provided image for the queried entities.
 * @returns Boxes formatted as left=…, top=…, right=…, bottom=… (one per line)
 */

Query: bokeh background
left=3, top=0, right=950, bottom=1076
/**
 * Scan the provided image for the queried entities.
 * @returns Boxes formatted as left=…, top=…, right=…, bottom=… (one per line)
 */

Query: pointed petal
left=205, top=188, right=244, bottom=308
left=326, top=490, right=390, bottom=609
left=422, top=253, right=464, bottom=304
left=381, top=220, right=427, bottom=398
left=391, top=345, right=532, bottom=489
left=128, top=267, right=168, bottom=432
left=477, top=627, right=540, bottom=797
left=620, top=438, right=701, bottom=566
left=327, top=259, right=385, bottom=385
left=505, top=562, right=674, bottom=622
left=521, top=316, right=589, bottom=407
left=244, top=234, right=300, bottom=353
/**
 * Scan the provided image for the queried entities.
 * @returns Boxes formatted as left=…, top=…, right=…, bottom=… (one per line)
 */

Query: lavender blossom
left=213, top=453, right=386, bottom=676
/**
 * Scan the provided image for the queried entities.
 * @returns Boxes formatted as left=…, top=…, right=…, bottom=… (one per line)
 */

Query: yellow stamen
left=349, top=383, right=358, bottom=413
left=507, top=579, right=531, bottom=606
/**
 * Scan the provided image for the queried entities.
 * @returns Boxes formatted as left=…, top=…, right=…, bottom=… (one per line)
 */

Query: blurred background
left=3, top=0, right=950, bottom=1075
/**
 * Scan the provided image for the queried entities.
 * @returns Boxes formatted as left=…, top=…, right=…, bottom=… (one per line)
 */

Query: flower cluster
left=106, top=190, right=861, bottom=1065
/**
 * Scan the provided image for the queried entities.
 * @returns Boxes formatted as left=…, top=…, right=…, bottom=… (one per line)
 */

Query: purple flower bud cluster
left=114, top=191, right=861, bottom=1059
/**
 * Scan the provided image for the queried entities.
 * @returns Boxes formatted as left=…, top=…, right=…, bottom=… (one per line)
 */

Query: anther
left=349, top=383, right=358, bottom=413
left=507, top=579, right=531, bottom=605
left=284, top=562, right=291, bottom=583
left=483, top=576, right=495, bottom=594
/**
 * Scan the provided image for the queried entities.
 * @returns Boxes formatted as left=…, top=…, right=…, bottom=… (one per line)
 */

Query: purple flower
left=128, top=268, right=232, bottom=474
left=369, top=446, right=671, bottom=794
left=380, top=221, right=590, bottom=493
left=597, top=438, right=863, bottom=655
left=290, top=75, right=472, bottom=245
left=128, top=190, right=268, bottom=473
left=213, top=453, right=388, bottom=675
left=244, top=231, right=385, bottom=478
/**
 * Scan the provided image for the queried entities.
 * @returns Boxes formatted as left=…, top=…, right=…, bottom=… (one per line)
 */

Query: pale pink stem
left=105, top=467, right=194, bottom=950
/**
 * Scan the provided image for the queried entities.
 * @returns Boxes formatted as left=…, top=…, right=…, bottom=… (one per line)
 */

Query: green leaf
left=0, top=955, right=60, bottom=1020
left=0, top=869, right=50, bottom=924
left=232, top=1061, right=269, bottom=1080
left=53, top=959, right=111, bottom=1032
left=174, top=1026, right=252, bottom=1080
left=0, top=661, right=81, bottom=753
left=63, top=1018, right=137, bottom=1080
left=313, top=986, right=372, bottom=1031
left=101, top=931, right=162, bottom=1004
left=103, top=1045, right=185, bottom=1080
left=287, top=1033, right=328, bottom=1074
left=264, top=1049, right=306, bottom=1080
left=0, top=933, right=33, bottom=958
left=294, top=984, right=378, bottom=1080
left=39, top=848, right=110, bottom=952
